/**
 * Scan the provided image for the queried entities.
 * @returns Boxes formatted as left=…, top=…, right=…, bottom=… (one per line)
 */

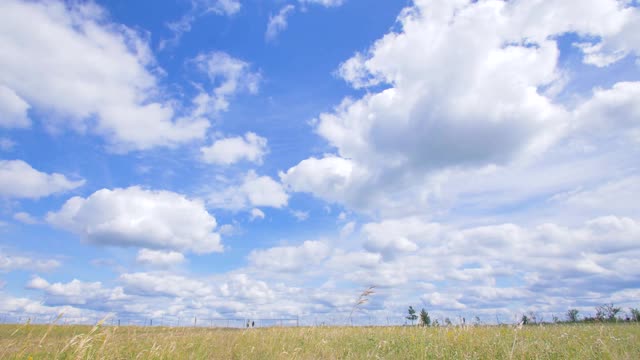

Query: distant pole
left=296, top=315, right=299, bottom=327
left=118, top=319, right=120, bottom=327
left=194, top=317, right=197, bottom=327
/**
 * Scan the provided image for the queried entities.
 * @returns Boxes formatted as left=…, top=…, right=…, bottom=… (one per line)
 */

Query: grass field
left=1, top=322, right=639, bottom=359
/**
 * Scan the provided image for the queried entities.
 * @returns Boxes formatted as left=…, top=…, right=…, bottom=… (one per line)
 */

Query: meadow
left=1, top=322, right=639, bottom=359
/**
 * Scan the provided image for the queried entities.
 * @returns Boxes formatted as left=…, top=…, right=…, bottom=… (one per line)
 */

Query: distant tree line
left=560, top=304, right=640, bottom=324
left=405, top=303, right=640, bottom=326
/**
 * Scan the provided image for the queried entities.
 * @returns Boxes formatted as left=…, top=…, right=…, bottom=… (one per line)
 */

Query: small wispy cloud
left=291, top=209, right=309, bottom=221
left=160, top=0, right=241, bottom=50
left=266, top=5, right=295, bottom=42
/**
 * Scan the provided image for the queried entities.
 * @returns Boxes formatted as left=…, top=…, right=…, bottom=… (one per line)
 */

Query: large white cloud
left=284, top=0, right=640, bottom=215
left=573, top=81, right=640, bottom=143
left=201, top=132, right=268, bottom=165
left=15, top=214, right=640, bottom=323
left=46, top=187, right=223, bottom=254
left=0, top=160, right=84, bottom=199
left=0, top=0, right=210, bottom=150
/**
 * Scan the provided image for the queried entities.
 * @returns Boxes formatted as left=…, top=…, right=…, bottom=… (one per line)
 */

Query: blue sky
left=1, top=0, right=639, bottom=325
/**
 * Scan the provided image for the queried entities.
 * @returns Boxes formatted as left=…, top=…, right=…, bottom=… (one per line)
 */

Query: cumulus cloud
left=284, top=0, right=640, bottom=215
left=208, top=171, right=288, bottom=210
left=280, top=155, right=357, bottom=204
left=201, top=132, right=268, bottom=165
left=0, top=252, right=60, bottom=272
left=0, top=160, right=84, bottom=199
left=46, top=187, right=223, bottom=254
left=136, top=249, right=185, bottom=267
left=191, top=51, right=261, bottom=115
left=120, top=272, right=212, bottom=298
left=0, top=85, right=30, bottom=128
left=250, top=208, right=265, bottom=221
left=574, top=82, right=640, bottom=142
left=0, top=0, right=210, bottom=151
left=15, top=215, right=640, bottom=322
left=26, top=276, right=128, bottom=306
left=13, top=212, right=39, bottom=224
left=249, top=240, right=331, bottom=272
left=266, top=5, right=295, bottom=41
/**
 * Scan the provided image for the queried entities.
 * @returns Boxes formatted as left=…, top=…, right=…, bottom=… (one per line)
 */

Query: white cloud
left=191, top=51, right=261, bottom=115
left=120, top=272, right=211, bottom=298
left=201, top=132, right=268, bottom=165
left=291, top=210, right=309, bottom=221
left=26, top=276, right=127, bottom=305
left=13, top=212, right=39, bottom=224
left=200, top=0, right=241, bottom=16
left=280, top=155, right=357, bottom=204
left=209, top=170, right=288, bottom=210
left=249, top=240, right=330, bottom=272
left=160, top=0, right=241, bottom=50
left=299, top=0, right=345, bottom=7
left=0, top=0, right=209, bottom=150
left=574, top=82, right=640, bottom=142
left=46, top=187, right=223, bottom=254
left=284, top=0, right=640, bottom=216
left=0, top=292, right=103, bottom=321
left=0, top=160, right=84, bottom=199
left=0, top=85, right=30, bottom=128
left=13, top=214, right=640, bottom=322
left=339, top=221, right=356, bottom=238
left=250, top=208, right=265, bottom=221
left=136, top=249, right=185, bottom=267
left=266, top=5, right=295, bottom=41
left=0, top=252, right=60, bottom=272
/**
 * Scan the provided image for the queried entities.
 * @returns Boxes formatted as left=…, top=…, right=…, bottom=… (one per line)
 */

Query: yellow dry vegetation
left=1, top=322, right=639, bottom=359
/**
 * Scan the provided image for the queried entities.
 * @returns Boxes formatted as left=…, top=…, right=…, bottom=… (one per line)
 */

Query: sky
left=0, top=0, right=639, bottom=326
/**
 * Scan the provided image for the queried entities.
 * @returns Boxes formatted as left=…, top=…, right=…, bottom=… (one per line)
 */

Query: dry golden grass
left=1, top=322, right=639, bottom=359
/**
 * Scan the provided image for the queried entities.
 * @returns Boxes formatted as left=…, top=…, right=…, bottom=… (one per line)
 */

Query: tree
left=406, top=306, right=418, bottom=325
left=566, top=309, right=580, bottom=322
left=596, top=303, right=621, bottom=321
left=521, top=314, right=530, bottom=325
left=629, top=308, right=640, bottom=322
left=419, top=309, right=431, bottom=327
